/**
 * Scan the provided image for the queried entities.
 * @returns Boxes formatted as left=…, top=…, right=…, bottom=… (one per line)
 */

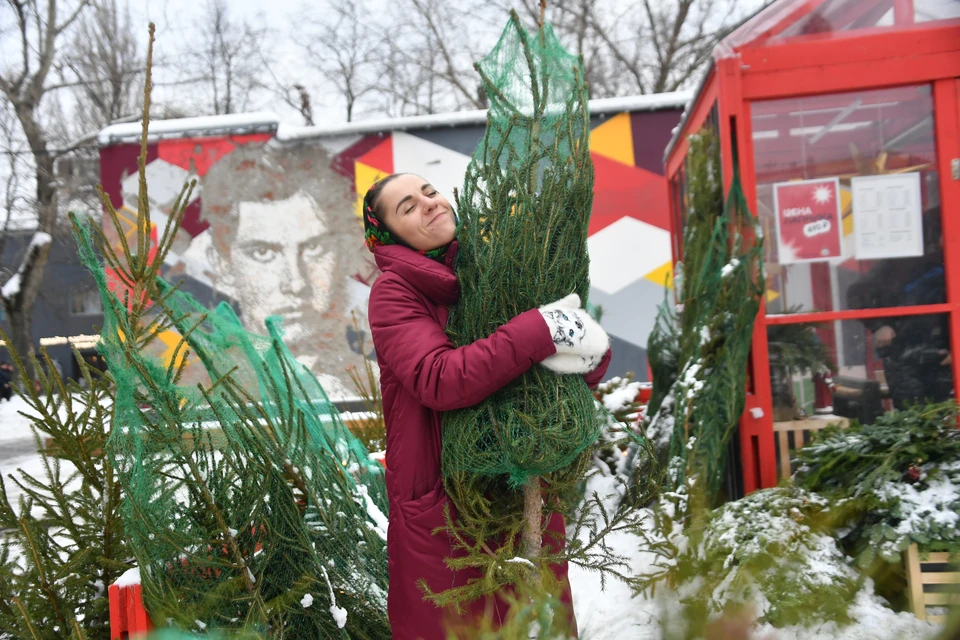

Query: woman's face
left=377, top=174, right=456, bottom=252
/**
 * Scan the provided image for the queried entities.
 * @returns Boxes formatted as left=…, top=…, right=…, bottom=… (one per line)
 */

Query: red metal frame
left=664, top=0, right=960, bottom=494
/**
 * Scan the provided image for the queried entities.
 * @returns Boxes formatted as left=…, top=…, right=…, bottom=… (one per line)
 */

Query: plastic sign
left=773, top=177, right=843, bottom=264
left=852, top=172, right=924, bottom=261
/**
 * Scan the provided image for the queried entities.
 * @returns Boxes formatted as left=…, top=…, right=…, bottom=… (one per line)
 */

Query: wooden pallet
left=905, top=544, right=960, bottom=624
left=773, top=417, right=849, bottom=480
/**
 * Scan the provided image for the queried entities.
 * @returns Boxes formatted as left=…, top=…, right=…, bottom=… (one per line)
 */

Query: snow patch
left=506, top=557, right=535, bottom=568
left=113, top=566, right=141, bottom=587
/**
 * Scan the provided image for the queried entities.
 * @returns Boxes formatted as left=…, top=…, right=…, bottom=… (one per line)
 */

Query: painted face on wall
left=226, top=191, right=336, bottom=345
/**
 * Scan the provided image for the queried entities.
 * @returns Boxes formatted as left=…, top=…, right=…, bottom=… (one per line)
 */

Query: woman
left=363, top=173, right=612, bottom=639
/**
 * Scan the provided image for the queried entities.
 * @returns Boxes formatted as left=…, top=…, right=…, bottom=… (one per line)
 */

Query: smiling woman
left=361, top=173, right=457, bottom=255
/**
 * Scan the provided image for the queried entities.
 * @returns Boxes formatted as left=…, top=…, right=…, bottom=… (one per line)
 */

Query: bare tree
left=0, top=0, right=92, bottom=372
left=482, top=0, right=748, bottom=97
left=380, top=0, right=490, bottom=115
left=295, top=0, right=380, bottom=123
left=191, top=0, right=267, bottom=115
left=62, top=0, right=143, bottom=133
left=0, top=97, right=31, bottom=260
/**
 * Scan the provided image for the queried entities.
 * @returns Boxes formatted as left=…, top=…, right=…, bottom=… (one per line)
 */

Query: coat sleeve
left=369, top=276, right=558, bottom=412
left=583, top=348, right=612, bottom=389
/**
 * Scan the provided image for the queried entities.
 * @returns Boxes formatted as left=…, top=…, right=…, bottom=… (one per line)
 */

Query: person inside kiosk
left=846, top=210, right=953, bottom=410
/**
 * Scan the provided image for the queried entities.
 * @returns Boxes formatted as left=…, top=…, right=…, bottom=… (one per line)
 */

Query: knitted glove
left=538, top=294, right=610, bottom=374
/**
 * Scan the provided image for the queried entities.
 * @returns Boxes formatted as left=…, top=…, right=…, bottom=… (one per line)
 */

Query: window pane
left=775, top=0, right=960, bottom=38
left=70, top=289, right=102, bottom=315
left=768, top=313, right=953, bottom=426
left=752, top=85, right=943, bottom=315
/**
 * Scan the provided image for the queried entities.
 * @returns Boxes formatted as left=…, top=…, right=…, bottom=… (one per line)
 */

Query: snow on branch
left=1, top=231, right=53, bottom=303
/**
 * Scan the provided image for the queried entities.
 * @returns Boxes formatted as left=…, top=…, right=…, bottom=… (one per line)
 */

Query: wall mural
left=98, top=107, right=681, bottom=394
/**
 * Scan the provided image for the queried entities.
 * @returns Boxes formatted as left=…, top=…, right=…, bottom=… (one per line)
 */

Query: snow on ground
left=0, top=395, right=40, bottom=445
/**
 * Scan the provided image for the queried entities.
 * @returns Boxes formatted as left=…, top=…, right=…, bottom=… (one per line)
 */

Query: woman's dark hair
left=362, top=173, right=409, bottom=223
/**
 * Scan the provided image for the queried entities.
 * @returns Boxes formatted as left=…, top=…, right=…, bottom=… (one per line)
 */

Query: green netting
left=73, top=211, right=391, bottom=636
left=644, top=129, right=765, bottom=503
left=441, top=13, right=603, bottom=538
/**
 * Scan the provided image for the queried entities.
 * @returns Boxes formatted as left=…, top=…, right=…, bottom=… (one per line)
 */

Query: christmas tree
left=0, top=345, right=132, bottom=638
left=641, top=129, right=764, bottom=505
left=439, top=4, right=603, bottom=601
left=69, top=26, right=391, bottom=637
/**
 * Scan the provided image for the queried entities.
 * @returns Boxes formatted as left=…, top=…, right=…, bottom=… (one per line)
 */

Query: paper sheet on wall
left=852, top=172, right=924, bottom=260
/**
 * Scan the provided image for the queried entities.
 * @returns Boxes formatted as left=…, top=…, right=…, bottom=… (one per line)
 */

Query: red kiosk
left=664, top=0, right=960, bottom=494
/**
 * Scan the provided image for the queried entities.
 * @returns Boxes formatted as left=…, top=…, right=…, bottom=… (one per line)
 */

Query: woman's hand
left=538, top=294, right=610, bottom=374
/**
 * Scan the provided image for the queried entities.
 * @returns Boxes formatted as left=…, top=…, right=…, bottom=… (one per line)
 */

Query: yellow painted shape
left=644, top=261, right=673, bottom=289
left=355, top=161, right=391, bottom=218
left=156, top=328, right=192, bottom=370
left=588, top=113, right=635, bottom=166
left=766, top=289, right=780, bottom=303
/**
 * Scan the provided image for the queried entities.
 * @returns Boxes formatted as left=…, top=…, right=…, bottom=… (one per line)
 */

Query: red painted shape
left=179, top=199, right=207, bottom=238
left=357, top=134, right=394, bottom=174
left=629, top=110, right=683, bottom=177
left=589, top=152, right=669, bottom=236
left=99, top=143, right=159, bottom=210
left=330, top=135, right=387, bottom=182
left=157, top=133, right=271, bottom=176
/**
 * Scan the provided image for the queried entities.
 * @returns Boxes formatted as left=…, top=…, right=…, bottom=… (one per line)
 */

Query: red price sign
left=773, top=178, right=843, bottom=264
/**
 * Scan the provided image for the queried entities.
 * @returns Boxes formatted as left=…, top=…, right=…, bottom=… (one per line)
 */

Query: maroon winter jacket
left=368, top=242, right=611, bottom=640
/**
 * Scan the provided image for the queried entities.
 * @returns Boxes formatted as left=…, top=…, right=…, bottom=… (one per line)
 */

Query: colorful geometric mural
left=98, top=104, right=683, bottom=387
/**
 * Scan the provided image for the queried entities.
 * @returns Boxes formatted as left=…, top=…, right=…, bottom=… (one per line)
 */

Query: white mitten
left=537, top=294, right=609, bottom=374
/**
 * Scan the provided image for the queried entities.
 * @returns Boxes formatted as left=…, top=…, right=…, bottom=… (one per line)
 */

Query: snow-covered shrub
left=635, top=475, right=861, bottom=629
left=795, top=401, right=960, bottom=565
left=688, top=485, right=859, bottom=627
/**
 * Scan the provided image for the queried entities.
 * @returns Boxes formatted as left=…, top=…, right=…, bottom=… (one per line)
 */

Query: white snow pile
left=114, top=566, right=142, bottom=587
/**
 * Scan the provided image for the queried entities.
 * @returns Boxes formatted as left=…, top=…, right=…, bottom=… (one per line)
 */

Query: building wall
left=0, top=229, right=105, bottom=377
left=89, top=107, right=683, bottom=392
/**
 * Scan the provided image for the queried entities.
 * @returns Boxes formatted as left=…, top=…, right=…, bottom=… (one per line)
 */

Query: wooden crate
left=774, top=417, right=849, bottom=480
left=905, top=544, right=960, bottom=624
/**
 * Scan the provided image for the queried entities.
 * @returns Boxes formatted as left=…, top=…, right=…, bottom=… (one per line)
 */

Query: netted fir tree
left=0, top=345, right=133, bottom=638
left=436, top=7, right=608, bottom=604
left=71, top=26, right=391, bottom=637
left=639, top=128, right=765, bottom=506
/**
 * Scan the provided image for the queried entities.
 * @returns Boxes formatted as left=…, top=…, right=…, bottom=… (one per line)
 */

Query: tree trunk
left=5, top=302, right=36, bottom=385
left=522, top=477, right=541, bottom=563
left=3, top=104, right=58, bottom=382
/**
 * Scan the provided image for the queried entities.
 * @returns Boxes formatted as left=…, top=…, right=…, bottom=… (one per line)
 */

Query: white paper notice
left=852, top=172, right=924, bottom=260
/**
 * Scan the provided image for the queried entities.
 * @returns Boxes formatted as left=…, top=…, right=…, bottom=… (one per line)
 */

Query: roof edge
left=97, top=92, right=693, bottom=147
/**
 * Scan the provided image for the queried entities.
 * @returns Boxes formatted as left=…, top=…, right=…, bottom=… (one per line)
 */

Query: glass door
left=748, top=83, right=955, bottom=472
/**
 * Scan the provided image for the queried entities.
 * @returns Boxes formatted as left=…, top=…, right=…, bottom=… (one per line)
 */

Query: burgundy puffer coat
left=368, top=242, right=611, bottom=640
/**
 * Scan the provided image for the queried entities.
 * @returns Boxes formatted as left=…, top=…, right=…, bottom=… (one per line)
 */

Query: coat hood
left=372, top=242, right=460, bottom=307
